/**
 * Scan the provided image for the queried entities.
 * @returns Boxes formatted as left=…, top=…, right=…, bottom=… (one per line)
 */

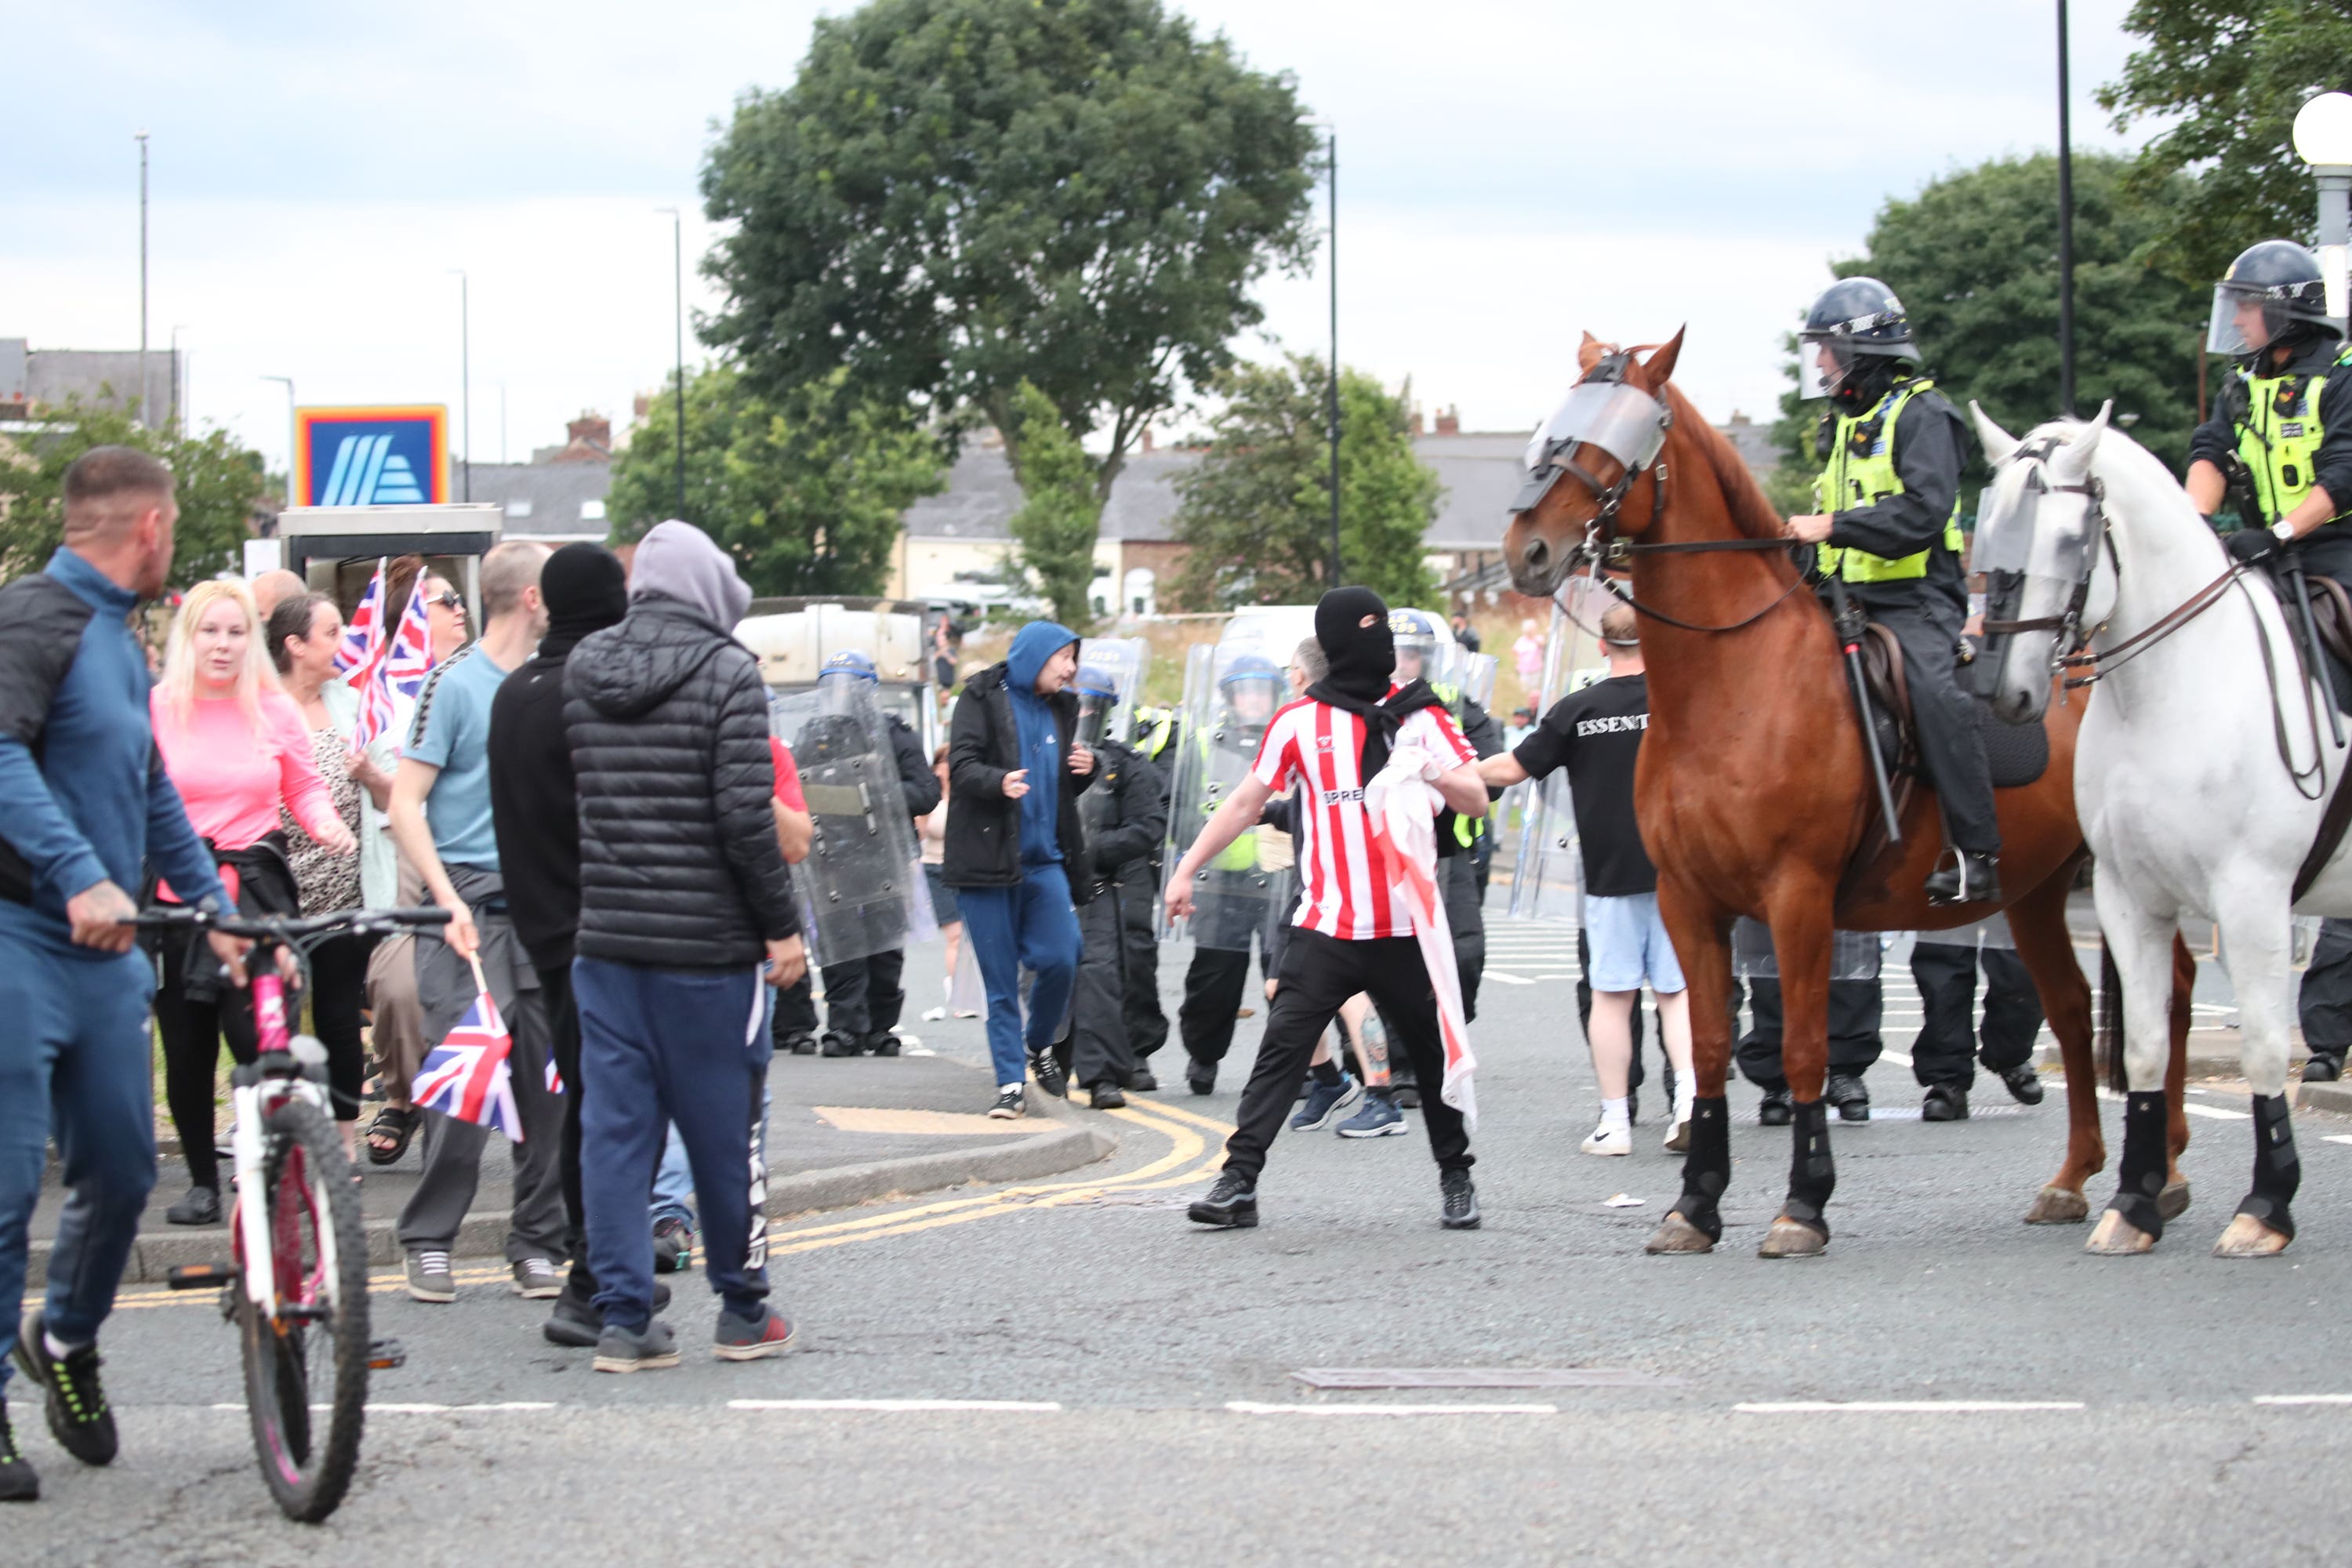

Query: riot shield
left=1507, top=768, right=1583, bottom=927
left=1465, top=652, right=1499, bottom=713
left=1911, top=913, right=2017, bottom=951
left=771, top=683, right=931, bottom=967
left=1162, top=641, right=1282, bottom=949
left=1732, top=918, right=1882, bottom=980
left=1077, top=637, right=1149, bottom=745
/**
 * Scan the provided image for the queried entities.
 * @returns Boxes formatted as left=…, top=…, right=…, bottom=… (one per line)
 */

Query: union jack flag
left=334, top=559, right=387, bottom=677
left=351, top=570, right=436, bottom=752
left=413, top=988, right=523, bottom=1141
left=545, top=1057, right=565, bottom=1096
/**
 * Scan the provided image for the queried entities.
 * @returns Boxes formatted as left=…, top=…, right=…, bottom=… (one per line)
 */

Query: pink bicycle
left=130, top=903, right=450, bottom=1523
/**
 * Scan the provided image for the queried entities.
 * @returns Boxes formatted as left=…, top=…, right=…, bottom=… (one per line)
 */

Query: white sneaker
left=1664, top=1106, right=1693, bottom=1153
left=920, top=1005, right=948, bottom=1022
left=1580, top=1120, right=1633, bottom=1156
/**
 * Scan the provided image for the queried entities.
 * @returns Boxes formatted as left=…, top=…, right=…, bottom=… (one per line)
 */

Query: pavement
left=17, top=918, right=2352, bottom=1565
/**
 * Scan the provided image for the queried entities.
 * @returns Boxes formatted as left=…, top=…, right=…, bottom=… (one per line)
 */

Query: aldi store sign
left=296, top=405, right=448, bottom=506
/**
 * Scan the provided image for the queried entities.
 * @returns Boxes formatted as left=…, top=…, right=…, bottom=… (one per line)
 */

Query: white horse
left=1970, top=403, right=2350, bottom=1257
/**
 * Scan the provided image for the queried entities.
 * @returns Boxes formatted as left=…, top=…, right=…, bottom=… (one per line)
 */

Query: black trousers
left=773, top=972, right=818, bottom=1045
left=1180, top=931, right=1269, bottom=1065
left=1070, top=891, right=1136, bottom=1089
left=1732, top=975, right=1885, bottom=1091
left=155, top=933, right=260, bottom=1192
left=1867, top=594, right=2001, bottom=854
left=1443, top=852, right=1485, bottom=1025
left=306, top=929, right=376, bottom=1125
left=1223, top=930, right=1472, bottom=1184
left=823, top=949, right=906, bottom=1040
left=535, top=960, right=596, bottom=1298
left=1120, top=866, right=1168, bottom=1059
left=1909, top=940, right=2042, bottom=1086
left=2299, top=918, right=2352, bottom=1062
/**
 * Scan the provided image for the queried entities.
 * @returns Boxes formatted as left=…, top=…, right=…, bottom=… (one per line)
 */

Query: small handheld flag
left=412, top=955, right=522, bottom=1141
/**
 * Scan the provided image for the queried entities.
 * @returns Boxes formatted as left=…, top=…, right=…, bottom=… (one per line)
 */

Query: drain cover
left=1291, top=1367, right=1682, bottom=1390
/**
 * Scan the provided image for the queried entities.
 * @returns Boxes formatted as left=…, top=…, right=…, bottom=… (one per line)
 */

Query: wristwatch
left=2274, top=520, right=2299, bottom=543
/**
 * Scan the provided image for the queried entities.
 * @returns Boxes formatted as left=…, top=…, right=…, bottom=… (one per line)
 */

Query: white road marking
left=209, top=1402, right=559, bottom=1414
left=2255, top=1394, right=2352, bottom=1406
left=1486, top=972, right=1537, bottom=985
left=1735, top=1400, right=2084, bottom=1414
left=728, top=1399, right=1063, bottom=1413
left=2325, top=1136, right=2352, bottom=1147
left=1225, top=1401, right=1557, bottom=1416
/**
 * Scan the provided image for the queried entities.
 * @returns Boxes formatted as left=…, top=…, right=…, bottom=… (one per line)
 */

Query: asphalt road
left=16, top=919, right=2352, bottom=1566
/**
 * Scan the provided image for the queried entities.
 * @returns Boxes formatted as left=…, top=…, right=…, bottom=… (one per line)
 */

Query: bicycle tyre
left=238, top=1094, right=371, bottom=1523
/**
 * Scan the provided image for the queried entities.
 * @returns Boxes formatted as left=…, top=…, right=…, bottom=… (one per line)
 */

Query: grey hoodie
left=630, top=519, right=752, bottom=629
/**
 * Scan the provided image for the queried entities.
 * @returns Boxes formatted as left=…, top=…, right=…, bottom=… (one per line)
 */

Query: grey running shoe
left=510, top=1258, right=564, bottom=1299
left=593, top=1319, right=681, bottom=1374
left=713, top=1306, right=797, bottom=1362
left=405, top=1250, right=457, bottom=1304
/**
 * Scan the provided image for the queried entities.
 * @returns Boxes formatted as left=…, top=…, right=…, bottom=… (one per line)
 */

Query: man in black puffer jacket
left=564, top=521, right=808, bottom=1373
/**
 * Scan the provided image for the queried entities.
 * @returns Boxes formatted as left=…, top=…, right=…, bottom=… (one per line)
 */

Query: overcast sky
left=7, top=0, right=2150, bottom=480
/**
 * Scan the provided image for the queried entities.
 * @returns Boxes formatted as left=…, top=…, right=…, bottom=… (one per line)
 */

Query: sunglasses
left=431, top=591, right=465, bottom=612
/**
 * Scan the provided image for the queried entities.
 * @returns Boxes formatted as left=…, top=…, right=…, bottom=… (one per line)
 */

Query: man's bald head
left=249, top=569, right=308, bottom=620
left=62, top=445, right=178, bottom=598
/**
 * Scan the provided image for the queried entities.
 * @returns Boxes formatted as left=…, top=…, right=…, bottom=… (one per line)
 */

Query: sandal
left=365, top=1105, right=419, bottom=1167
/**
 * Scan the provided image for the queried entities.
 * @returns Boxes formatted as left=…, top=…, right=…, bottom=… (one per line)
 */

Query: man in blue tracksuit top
left=942, top=621, right=1098, bottom=1119
left=0, top=448, right=246, bottom=1503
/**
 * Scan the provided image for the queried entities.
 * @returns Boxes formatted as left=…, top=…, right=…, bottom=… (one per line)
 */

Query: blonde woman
left=149, top=580, right=354, bottom=1225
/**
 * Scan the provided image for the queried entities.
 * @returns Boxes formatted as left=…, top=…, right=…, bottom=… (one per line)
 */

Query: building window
left=580, top=499, right=607, bottom=522
left=1123, top=566, right=1156, bottom=617
left=506, top=499, right=534, bottom=519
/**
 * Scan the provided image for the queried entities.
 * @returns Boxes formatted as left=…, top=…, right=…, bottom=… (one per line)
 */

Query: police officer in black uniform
left=1124, top=702, right=1181, bottom=1083
left=1785, top=277, right=2000, bottom=906
left=1066, top=664, right=1167, bottom=1107
left=2186, top=240, right=2352, bottom=1078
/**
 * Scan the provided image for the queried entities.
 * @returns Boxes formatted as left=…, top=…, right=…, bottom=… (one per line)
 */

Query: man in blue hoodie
left=0, top=448, right=246, bottom=1502
left=941, top=621, right=1099, bottom=1118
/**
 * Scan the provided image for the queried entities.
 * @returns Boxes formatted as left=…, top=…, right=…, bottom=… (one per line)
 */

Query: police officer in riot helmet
left=2189, top=239, right=2352, bottom=578
left=1388, top=609, right=1502, bottom=1037
left=1063, top=664, right=1167, bottom=1107
left=1176, top=652, right=1289, bottom=1094
left=1784, top=276, right=2001, bottom=907
left=804, top=649, right=940, bottom=1057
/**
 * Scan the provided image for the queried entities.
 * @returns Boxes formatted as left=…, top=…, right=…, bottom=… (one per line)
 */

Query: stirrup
left=1926, top=848, right=1999, bottom=907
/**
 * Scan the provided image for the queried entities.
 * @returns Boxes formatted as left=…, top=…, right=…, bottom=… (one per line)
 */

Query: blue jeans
left=0, top=930, right=158, bottom=1385
left=957, top=862, right=1082, bottom=1088
left=573, top=957, right=772, bottom=1331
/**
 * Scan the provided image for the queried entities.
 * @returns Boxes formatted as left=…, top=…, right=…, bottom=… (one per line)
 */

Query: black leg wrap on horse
left=2107, top=1090, right=2171, bottom=1240
left=1671, top=1095, right=1732, bottom=1243
left=1779, top=1098, right=1835, bottom=1240
left=2235, top=1092, right=2300, bottom=1242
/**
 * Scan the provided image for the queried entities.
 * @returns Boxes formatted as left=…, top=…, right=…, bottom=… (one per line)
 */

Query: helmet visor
left=2209, top=283, right=2278, bottom=357
left=1797, top=339, right=1849, bottom=400
left=1076, top=691, right=1113, bottom=747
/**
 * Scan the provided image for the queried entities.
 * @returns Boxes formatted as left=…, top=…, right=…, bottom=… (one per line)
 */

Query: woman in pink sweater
left=150, top=580, right=354, bottom=1225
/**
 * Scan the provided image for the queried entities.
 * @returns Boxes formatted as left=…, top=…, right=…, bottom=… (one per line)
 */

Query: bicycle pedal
left=367, top=1337, right=407, bottom=1371
left=165, top=1261, right=238, bottom=1290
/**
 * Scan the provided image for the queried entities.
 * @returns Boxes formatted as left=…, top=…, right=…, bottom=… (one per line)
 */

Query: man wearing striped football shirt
left=1166, top=588, right=1492, bottom=1232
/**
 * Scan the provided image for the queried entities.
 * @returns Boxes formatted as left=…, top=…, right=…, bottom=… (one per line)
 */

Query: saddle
left=1855, top=626, right=2050, bottom=792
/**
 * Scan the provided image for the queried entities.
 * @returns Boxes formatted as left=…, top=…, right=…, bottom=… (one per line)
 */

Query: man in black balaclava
left=486, top=543, right=641, bottom=1348
left=1166, top=586, right=1490, bottom=1233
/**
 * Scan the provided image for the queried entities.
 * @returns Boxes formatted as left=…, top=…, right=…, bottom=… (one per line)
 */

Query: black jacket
left=1077, top=739, right=1166, bottom=896
left=564, top=598, right=799, bottom=967
left=884, top=711, right=942, bottom=821
left=488, top=638, right=589, bottom=973
left=942, top=661, right=1096, bottom=900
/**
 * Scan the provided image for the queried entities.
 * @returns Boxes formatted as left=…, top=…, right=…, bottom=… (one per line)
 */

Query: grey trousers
left=395, top=877, right=566, bottom=1263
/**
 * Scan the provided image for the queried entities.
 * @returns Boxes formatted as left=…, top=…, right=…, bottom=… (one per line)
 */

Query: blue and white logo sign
left=295, top=406, right=448, bottom=507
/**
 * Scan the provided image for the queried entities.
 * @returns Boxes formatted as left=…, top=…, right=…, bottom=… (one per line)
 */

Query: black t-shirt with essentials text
left=1512, top=673, right=1654, bottom=896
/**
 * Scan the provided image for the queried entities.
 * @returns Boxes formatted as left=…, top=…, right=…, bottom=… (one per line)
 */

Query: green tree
left=1003, top=381, right=1102, bottom=630
left=608, top=363, right=946, bottom=597
left=699, top=0, right=1319, bottom=561
left=1771, top=153, right=2208, bottom=488
left=0, top=397, right=267, bottom=586
left=2100, top=1, right=2352, bottom=286
left=1170, top=354, right=1439, bottom=612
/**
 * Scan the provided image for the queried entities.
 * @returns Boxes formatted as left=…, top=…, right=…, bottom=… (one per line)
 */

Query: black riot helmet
left=2208, top=239, right=2339, bottom=359
left=1798, top=276, right=1922, bottom=401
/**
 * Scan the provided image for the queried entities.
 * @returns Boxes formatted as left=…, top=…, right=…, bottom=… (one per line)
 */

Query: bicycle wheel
left=238, top=1094, right=371, bottom=1523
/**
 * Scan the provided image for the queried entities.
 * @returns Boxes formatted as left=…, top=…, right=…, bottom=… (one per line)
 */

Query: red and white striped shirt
left=1250, top=695, right=1477, bottom=939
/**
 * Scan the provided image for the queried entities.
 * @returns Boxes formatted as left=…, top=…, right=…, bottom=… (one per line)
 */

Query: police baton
left=1828, top=573, right=1903, bottom=847
left=2281, top=546, right=2346, bottom=748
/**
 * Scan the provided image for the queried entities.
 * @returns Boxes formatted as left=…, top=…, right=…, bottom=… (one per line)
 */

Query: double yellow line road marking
left=105, top=1094, right=1235, bottom=1312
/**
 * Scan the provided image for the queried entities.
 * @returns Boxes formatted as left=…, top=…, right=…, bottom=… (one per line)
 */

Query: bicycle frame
left=230, top=959, right=337, bottom=1316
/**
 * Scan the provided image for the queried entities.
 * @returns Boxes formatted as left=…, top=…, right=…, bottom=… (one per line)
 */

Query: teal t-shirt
left=405, top=643, right=512, bottom=873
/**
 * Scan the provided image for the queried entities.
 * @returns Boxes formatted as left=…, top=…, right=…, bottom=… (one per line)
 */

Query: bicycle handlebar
left=124, top=904, right=455, bottom=943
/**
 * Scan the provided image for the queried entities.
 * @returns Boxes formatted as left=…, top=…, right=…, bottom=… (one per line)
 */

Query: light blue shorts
left=1584, top=892, right=1686, bottom=994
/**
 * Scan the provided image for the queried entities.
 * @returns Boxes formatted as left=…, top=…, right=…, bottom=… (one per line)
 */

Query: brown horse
left=1501, top=332, right=2191, bottom=1256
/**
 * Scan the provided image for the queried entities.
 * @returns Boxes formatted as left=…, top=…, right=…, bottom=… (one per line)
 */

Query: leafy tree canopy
left=608, top=363, right=946, bottom=597
left=699, top=0, right=1319, bottom=502
left=0, top=398, right=266, bottom=588
left=2099, top=0, right=2352, bottom=285
left=1771, top=152, right=2208, bottom=488
left=1003, top=381, right=1102, bottom=630
left=1171, top=354, right=1438, bottom=612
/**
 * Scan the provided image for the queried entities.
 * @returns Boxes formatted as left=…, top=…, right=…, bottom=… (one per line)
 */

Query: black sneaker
left=546, top=1279, right=673, bottom=1347
left=819, top=1031, right=862, bottom=1058
left=987, top=1087, right=1026, bottom=1120
left=1088, top=1082, right=1127, bottom=1110
left=1185, top=1056, right=1216, bottom=1095
left=1028, top=1051, right=1068, bottom=1099
left=652, top=1217, right=695, bottom=1274
left=1125, top=1066, right=1160, bottom=1092
left=781, top=1032, right=819, bottom=1056
left=1758, top=1086, right=1794, bottom=1125
left=593, top=1319, right=681, bottom=1374
left=1439, top=1169, right=1481, bottom=1231
left=11, top=1312, right=116, bottom=1467
left=164, top=1185, right=219, bottom=1225
left=866, top=1032, right=902, bottom=1058
left=0, top=1394, right=35, bottom=1502
left=1826, top=1073, right=1871, bottom=1123
left=1922, top=1083, right=1971, bottom=1121
left=1998, top=1062, right=2047, bottom=1104
left=1187, top=1172, right=1258, bottom=1229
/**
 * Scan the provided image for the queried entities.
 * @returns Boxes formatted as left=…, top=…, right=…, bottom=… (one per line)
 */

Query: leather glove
left=2227, top=527, right=2281, bottom=566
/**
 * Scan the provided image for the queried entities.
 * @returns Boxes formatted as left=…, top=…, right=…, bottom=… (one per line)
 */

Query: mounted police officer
left=1065, top=664, right=1167, bottom=1107
left=1784, top=276, right=1999, bottom=906
left=2187, top=240, right=2352, bottom=1080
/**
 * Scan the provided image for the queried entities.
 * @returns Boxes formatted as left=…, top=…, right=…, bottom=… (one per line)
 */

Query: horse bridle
left=1977, top=437, right=2114, bottom=670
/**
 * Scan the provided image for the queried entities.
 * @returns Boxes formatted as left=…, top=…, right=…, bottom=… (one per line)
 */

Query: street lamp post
left=452, top=270, right=470, bottom=502
left=136, top=131, right=150, bottom=427
left=1303, top=124, right=1340, bottom=587
left=2295, top=92, right=2352, bottom=336
left=657, top=206, right=688, bottom=523
left=262, top=375, right=296, bottom=505
left=2054, top=0, right=2076, bottom=416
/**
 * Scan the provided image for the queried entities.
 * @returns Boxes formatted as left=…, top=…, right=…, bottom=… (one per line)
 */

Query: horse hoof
left=2158, top=1179, right=2191, bottom=1221
left=2024, top=1185, right=2090, bottom=1225
left=2212, top=1214, right=2292, bottom=1258
left=1757, top=1217, right=1828, bottom=1258
left=1644, top=1212, right=1716, bottom=1254
left=2085, top=1210, right=2156, bottom=1255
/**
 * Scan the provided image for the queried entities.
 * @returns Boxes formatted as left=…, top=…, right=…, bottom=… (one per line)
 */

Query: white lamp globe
left=2293, top=92, right=2352, bottom=168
